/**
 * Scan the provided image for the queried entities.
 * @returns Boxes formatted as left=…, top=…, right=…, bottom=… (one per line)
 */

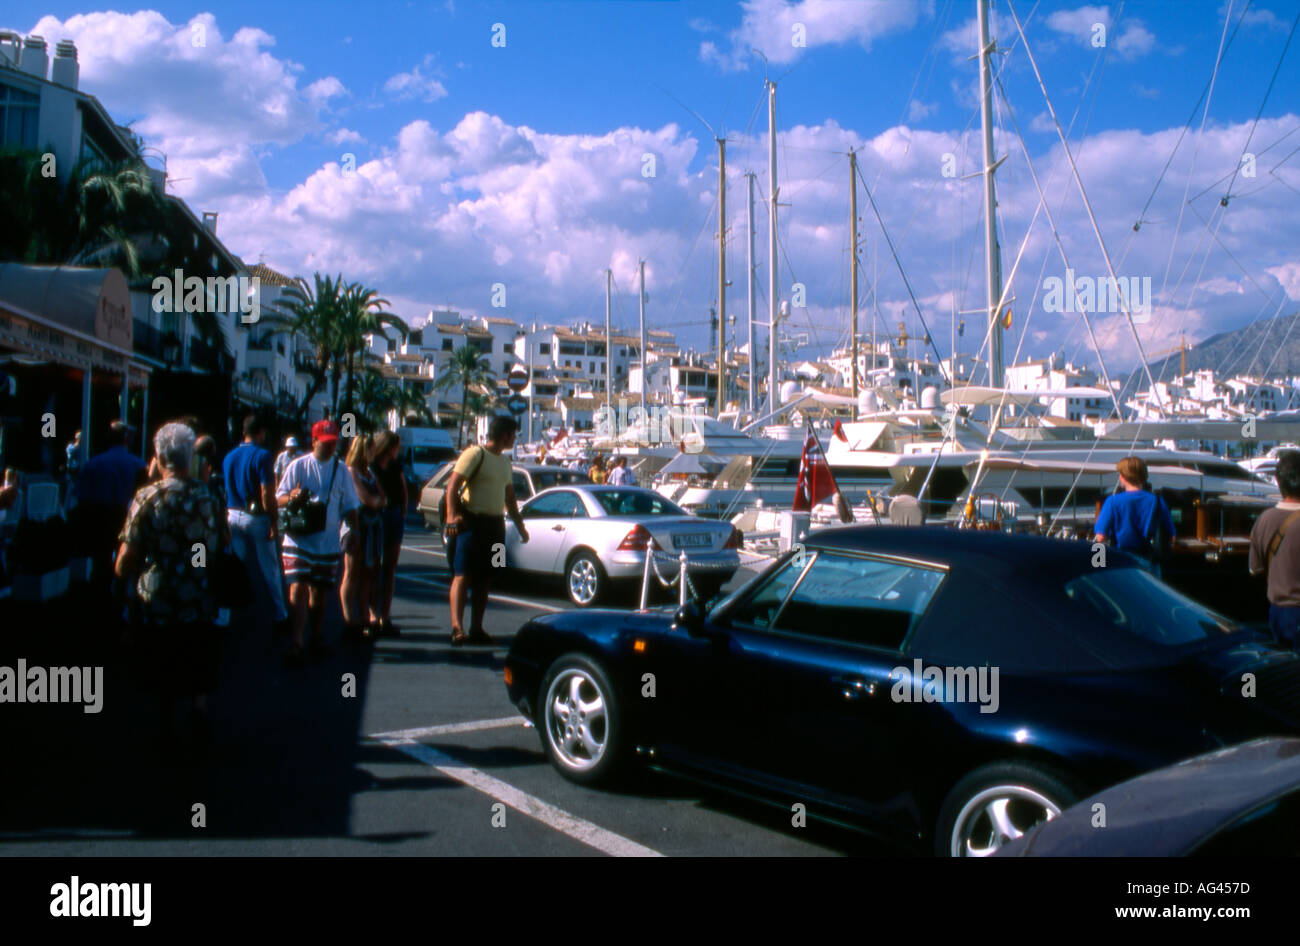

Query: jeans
left=228, top=509, right=289, bottom=623
left=1268, top=604, right=1300, bottom=650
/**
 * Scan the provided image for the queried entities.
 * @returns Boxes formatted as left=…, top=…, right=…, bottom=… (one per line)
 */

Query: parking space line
left=376, top=736, right=664, bottom=857
left=369, top=716, right=527, bottom=741
left=396, top=571, right=564, bottom=613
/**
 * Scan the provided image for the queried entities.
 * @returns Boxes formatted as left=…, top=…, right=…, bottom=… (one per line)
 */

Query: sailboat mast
left=768, top=79, right=780, bottom=417
left=638, top=259, right=647, bottom=423
left=746, top=170, right=757, bottom=417
left=978, top=0, right=1005, bottom=388
left=717, top=137, right=727, bottom=416
left=850, top=149, right=860, bottom=417
left=604, top=268, right=612, bottom=425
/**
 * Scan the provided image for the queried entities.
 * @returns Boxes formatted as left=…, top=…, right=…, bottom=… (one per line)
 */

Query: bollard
left=679, top=550, right=689, bottom=608
left=639, top=547, right=652, bottom=611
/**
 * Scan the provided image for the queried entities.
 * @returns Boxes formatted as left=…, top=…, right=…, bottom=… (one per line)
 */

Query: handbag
left=281, top=458, right=339, bottom=537
left=437, top=446, right=487, bottom=531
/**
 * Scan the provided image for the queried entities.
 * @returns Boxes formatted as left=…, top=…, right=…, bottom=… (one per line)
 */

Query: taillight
left=618, top=524, right=658, bottom=551
left=724, top=527, right=743, bottom=549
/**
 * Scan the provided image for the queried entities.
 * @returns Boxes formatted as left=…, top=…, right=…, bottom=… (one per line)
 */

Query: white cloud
left=327, top=128, right=365, bottom=146
left=384, top=56, right=449, bottom=102
left=907, top=100, right=938, bottom=123
left=702, top=0, right=928, bottom=71
left=305, top=76, right=347, bottom=105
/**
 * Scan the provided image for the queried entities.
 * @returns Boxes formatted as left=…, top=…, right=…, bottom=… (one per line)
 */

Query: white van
left=397, top=426, right=457, bottom=491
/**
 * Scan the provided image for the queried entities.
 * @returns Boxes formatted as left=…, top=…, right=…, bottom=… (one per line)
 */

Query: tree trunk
left=457, top=379, right=468, bottom=448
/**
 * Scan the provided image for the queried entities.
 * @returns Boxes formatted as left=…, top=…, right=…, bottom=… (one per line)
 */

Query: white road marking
left=370, top=716, right=528, bottom=741
left=396, top=571, right=564, bottom=613
left=377, top=736, right=663, bottom=857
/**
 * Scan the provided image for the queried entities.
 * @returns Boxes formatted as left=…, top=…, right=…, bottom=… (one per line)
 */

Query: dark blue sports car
left=503, top=526, right=1300, bottom=856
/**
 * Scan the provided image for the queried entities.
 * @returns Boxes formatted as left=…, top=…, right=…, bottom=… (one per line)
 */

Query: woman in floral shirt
left=116, top=422, right=223, bottom=753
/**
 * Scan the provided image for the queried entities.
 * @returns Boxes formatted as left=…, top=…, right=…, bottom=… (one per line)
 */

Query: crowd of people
left=53, top=412, right=414, bottom=751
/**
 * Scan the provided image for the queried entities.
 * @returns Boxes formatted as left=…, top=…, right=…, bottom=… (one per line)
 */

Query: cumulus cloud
left=383, top=55, right=449, bottom=102
left=327, top=128, right=365, bottom=146
left=701, top=0, right=928, bottom=71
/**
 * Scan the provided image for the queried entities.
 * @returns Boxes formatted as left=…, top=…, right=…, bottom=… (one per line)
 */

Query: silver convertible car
left=504, top=485, right=742, bottom=607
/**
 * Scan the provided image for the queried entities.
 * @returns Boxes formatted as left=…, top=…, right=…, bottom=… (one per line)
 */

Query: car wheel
left=936, top=762, right=1079, bottom=857
left=538, top=654, right=624, bottom=785
left=566, top=551, right=606, bottom=607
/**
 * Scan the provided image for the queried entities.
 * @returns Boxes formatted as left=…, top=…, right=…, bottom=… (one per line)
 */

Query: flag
left=793, top=422, right=840, bottom=511
left=552, top=427, right=568, bottom=446
left=832, top=419, right=848, bottom=442
left=1001, top=306, right=1012, bottom=330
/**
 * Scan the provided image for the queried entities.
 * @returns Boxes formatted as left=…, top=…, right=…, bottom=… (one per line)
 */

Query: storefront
left=0, top=264, right=152, bottom=474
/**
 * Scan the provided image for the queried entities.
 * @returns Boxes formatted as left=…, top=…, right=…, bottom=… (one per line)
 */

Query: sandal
left=468, top=627, right=494, bottom=646
left=450, top=629, right=470, bottom=647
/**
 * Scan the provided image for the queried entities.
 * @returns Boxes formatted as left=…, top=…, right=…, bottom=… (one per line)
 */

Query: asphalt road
left=0, top=517, right=889, bottom=857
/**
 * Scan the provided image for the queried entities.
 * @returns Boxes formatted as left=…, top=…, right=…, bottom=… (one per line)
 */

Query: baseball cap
left=285, top=436, right=298, bottom=448
left=311, top=420, right=339, bottom=444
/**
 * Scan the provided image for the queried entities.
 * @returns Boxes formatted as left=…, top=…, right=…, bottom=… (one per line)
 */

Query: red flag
left=552, top=427, right=568, bottom=446
left=833, top=419, right=848, bottom=442
left=793, top=422, right=840, bottom=511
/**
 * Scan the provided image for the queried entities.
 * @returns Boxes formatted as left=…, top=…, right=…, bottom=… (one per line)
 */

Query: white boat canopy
left=941, top=386, right=1113, bottom=407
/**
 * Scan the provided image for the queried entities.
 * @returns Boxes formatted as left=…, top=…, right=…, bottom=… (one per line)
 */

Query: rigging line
left=1221, top=9, right=1300, bottom=205
left=1187, top=198, right=1285, bottom=303
left=1004, top=0, right=1161, bottom=410
left=854, top=161, right=950, bottom=385
left=1160, top=0, right=1238, bottom=297
left=991, top=72, right=1121, bottom=420
left=1254, top=301, right=1300, bottom=382
left=1132, top=0, right=1252, bottom=231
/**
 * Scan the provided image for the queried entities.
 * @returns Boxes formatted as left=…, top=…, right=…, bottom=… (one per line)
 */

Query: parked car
left=995, top=737, right=1300, bottom=856
left=504, top=485, right=741, bottom=607
left=503, top=526, right=1300, bottom=856
left=418, top=461, right=589, bottom=529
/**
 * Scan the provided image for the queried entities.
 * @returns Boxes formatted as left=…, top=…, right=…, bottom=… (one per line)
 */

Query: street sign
left=507, top=367, right=528, bottom=392
left=507, top=395, right=528, bottom=414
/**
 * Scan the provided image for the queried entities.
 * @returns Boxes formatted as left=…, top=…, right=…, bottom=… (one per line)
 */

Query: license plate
left=672, top=533, right=711, bottom=549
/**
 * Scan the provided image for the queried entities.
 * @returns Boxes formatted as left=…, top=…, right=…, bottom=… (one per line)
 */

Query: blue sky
left=6, top=1, right=1300, bottom=377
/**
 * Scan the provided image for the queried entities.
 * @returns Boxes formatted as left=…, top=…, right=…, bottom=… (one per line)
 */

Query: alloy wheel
left=543, top=668, right=608, bottom=772
left=568, top=557, right=599, bottom=605
left=950, top=784, right=1062, bottom=857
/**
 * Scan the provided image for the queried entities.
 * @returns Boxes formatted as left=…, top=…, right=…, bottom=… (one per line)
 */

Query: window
left=502, top=342, right=511, bottom=352
left=727, top=554, right=812, bottom=630
left=512, top=472, right=530, bottom=496
left=1061, top=569, right=1240, bottom=649
left=773, top=552, right=944, bottom=651
left=442, top=339, right=453, bottom=351
left=533, top=471, right=586, bottom=490
left=592, top=490, right=684, bottom=517
left=523, top=490, right=583, bottom=518
left=540, top=343, right=551, bottom=355
left=0, top=83, right=39, bottom=151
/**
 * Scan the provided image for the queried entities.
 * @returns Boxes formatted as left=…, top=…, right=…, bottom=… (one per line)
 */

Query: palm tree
left=337, top=282, right=407, bottom=419
left=0, top=149, right=168, bottom=276
left=261, top=272, right=348, bottom=424
left=434, top=345, right=494, bottom=448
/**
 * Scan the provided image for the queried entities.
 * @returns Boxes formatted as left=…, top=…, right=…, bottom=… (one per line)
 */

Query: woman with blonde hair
left=371, top=430, right=406, bottom=636
left=340, top=434, right=385, bottom=641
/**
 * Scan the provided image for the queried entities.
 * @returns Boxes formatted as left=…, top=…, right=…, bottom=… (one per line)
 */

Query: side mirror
left=673, top=598, right=708, bottom=637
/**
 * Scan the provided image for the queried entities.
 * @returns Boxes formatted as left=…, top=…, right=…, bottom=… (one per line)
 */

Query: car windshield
left=1062, top=568, right=1243, bottom=649
left=533, top=471, right=585, bottom=489
left=410, top=446, right=455, bottom=464
left=593, top=490, right=686, bottom=517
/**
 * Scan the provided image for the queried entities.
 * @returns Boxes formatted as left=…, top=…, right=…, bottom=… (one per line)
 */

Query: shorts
left=450, top=514, right=506, bottom=581
left=381, top=506, right=405, bottom=546
left=282, top=547, right=341, bottom=587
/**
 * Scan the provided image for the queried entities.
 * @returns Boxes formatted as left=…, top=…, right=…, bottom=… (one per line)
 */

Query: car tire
left=565, top=550, right=606, bottom=608
left=936, top=761, right=1080, bottom=857
left=537, top=653, right=625, bottom=785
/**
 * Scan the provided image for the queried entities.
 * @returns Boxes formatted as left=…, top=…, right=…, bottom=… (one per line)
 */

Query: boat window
left=772, top=552, right=945, bottom=651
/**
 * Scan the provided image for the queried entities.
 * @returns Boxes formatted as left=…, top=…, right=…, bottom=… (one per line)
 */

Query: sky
left=5, top=0, right=1300, bottom=379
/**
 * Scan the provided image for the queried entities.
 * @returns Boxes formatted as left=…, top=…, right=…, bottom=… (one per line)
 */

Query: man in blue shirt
left=80, top=421, right=146, bottom=597
left=1094, top=456, right=1175, bottom=569
left=223, top=413, right=288, bottom=629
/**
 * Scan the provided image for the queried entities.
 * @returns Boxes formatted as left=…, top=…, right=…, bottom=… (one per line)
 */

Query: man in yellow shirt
left=445, top=416, right=528, bottom=645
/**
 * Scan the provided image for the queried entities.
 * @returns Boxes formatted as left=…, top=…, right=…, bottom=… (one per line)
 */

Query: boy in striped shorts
left=277, top=420, right=360, bottom=666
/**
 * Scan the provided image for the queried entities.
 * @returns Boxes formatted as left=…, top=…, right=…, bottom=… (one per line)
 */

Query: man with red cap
left=276, top=420, right=360, bottom=666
